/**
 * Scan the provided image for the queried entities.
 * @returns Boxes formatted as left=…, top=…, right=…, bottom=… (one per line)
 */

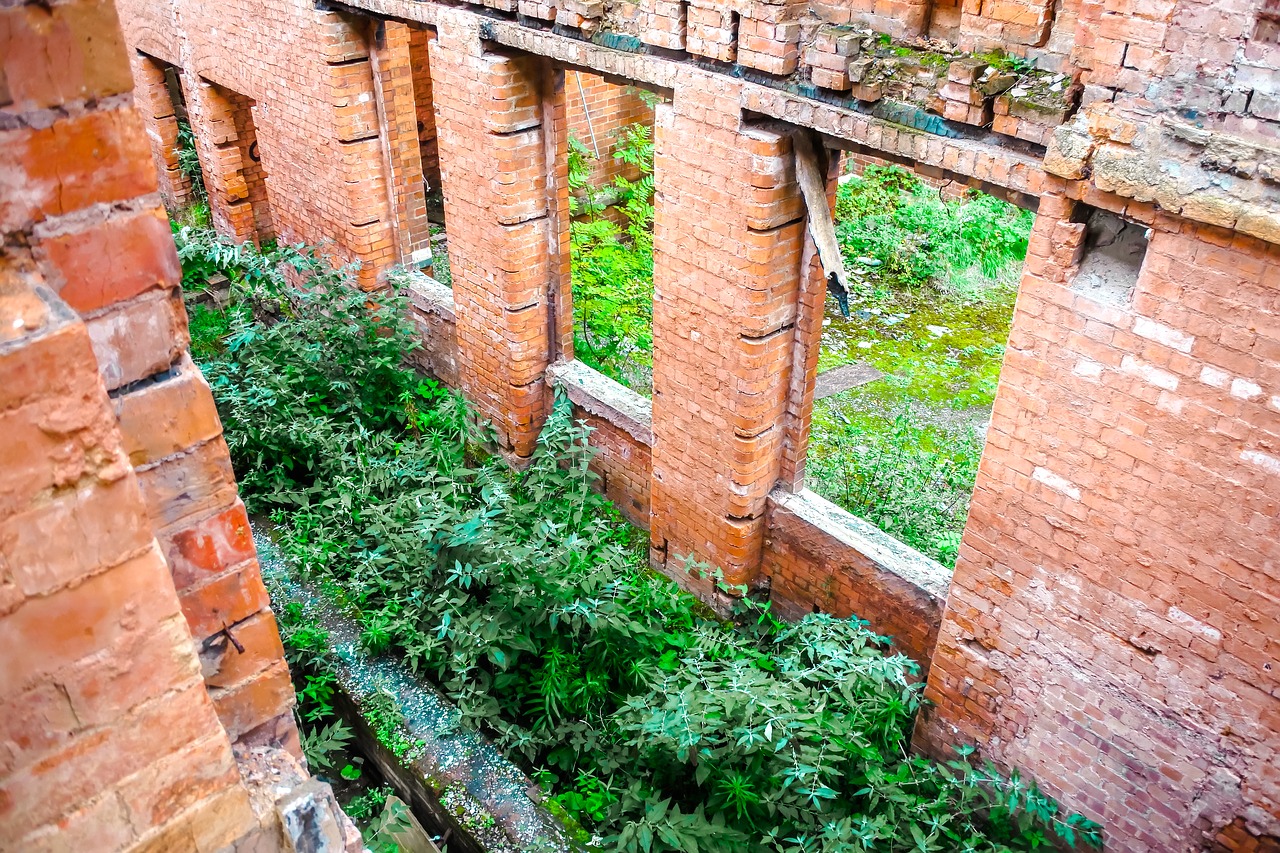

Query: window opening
left=803, top=151, right=1036, bottom=568
left=564, top=72, right=666, bottom=395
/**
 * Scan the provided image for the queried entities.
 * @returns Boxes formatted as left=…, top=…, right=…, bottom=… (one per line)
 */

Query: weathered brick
left=0, top=0, right=133, bottom=111
left=0, top=107, right=156, bottom=232
left=40, top=206, right=181, bottom=314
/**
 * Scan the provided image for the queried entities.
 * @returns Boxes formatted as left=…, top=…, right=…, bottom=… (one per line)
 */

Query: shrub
left=835, top=165, right=1033, bottom=294
left=181, top=227, right=1100, bottom=853
left=569, top=123, right=656, bottom=393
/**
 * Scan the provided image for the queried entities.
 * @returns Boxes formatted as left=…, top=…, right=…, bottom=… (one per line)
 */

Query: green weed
left=180, top=226, right=1098, bottom=853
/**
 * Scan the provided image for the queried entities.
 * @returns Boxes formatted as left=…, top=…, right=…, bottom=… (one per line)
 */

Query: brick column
left=0, top=267, right=262, bottom=852
left=186, top=78, right=258, bottom=243
left=409, top=28, right=442, bottom=188
left=648, top=74, right=809, bottom=592
left=130, top=53, right=195, bottom=209
left=0, top=0, right=312, bottom=845
left=428, top=28, right=567, bottom=458
left=6, top=2, right=299, bottom=758
left=918, top=194, right=1280, bottom=848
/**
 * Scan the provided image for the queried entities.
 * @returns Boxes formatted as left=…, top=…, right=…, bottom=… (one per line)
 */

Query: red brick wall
left=0, top=276, right=260, bottom=851
left=565, top=71, right=655, bottom=188
left=111, top=0, right=1280, bottom=846
left=131, top=54, right=197, bottom=209
left=116, top=0, right=413, bottom=289
left=410, top=27, right=442, bottom=189
left=0, top=0, right=323, bottom=846
left=762, top=491, right=949, bottom=672
left=919, top=192, right=1280, bottom=850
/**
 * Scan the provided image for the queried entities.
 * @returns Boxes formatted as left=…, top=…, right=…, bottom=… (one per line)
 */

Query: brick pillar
left=648, top=75, right=809, bottom=591
left=130, top=52, right=194, bottom=208
left=4, top=0, right=299, bottom=758
left=319, top=9, right=397, bottom=290
left=368, top=19, right=430, bottom=266
left=409, top=28, right=442, bottom=189
left=0, top=265, right=265, bottom=851
left=0, top=0, right=306, bottom=845
left=918, top=194, right=1280, bottom=848
left=226, top=90, right=275, bottom=242
left=428, top=30, right=568, bottom=458
left=186, top=78, right=259, bottom=243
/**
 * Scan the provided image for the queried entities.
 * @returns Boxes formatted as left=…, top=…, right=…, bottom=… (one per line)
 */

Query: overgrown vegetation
left=568, top=123, right=656, bottom=394
left=806, top=166, right=1032, bottom=566
left=177, top=224, right=1097, bottom=852
left=177, top=118, right=207, bottom=204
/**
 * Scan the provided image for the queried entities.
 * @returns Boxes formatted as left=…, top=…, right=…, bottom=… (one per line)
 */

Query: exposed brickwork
left=918, top=194, right=1280, bottom=850
left=130, top=53, right=196, bottom=209
left=565, top=70, right=655, bottom=187
left=0, top=281, right=256, bottom=850
left=762, top=490, right=948, bottom=672
left=409, top=27, right=442, bottom=190
left=370, top=19, right=431, bottom=261
left=0, top=0, right=363, bottom=844
left=649, top=78, right=809, bottom=588
left=578, top=407, right=653, bottom=527
left=114, top=0, right=1280, bottom=848
left=429, top=27, right=570, bottom=457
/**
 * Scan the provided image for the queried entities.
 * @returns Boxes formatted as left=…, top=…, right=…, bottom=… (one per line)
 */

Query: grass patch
left=806, top=166, right=1032, bottom=567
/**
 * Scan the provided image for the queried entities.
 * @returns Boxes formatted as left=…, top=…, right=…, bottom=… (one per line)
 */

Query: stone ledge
left=768, top=487, right=951, bottom=601
left=398, top=269, right=456, bottom=322
left=762, top=488, right=949, bottom=670
left=545, top=358, right=653, bottom=446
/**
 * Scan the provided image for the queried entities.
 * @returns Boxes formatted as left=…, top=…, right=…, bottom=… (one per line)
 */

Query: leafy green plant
left=834, top=165, right=1033, bottom=294
left=569, top=122, right=656, bottom=393
left=807, top=408, right=981, bottom=566
left=181, top=227, right=1100, bottom=853
left=345, top=786, right=396, bottom=823
left=302, top=720, right=355, bottom=773
left=177, top=119, right=207, bottom=203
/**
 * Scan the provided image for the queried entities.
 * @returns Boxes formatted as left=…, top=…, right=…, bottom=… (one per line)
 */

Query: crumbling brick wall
left=917, top=193, right=1280, bottom=850
left=115, top=0, right=1280, bottom=847
left=0, top=0, right=357, bottom=848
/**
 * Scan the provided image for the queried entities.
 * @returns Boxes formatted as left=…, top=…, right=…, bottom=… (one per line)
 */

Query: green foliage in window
left=177, top=119, right=208, bottom=203
left=835, top=165, right=1034, bottom=295
left=569, top=122, right=656, bottom=393
left=179, top=227, right=1100, bottom=853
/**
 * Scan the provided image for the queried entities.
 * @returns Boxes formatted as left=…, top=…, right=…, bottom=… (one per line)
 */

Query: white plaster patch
left=1032, top=466, right=1082, bottom=501
left=1241, top=449, right=1280, bottom=476
left=1156, top=391, right=1184, bottom=416
left=1168, top=606, right=1222, bottom=643
left=1199, top=365, right=1230, bottom=389
left=1072, top=358, right=1103, bottom=380
left=1120, top=355, right=1179, bottom=391
left=1133, top=316, right=1195, bottom=353
left=1230, top=378, right=1262, bottom=400
left=1270, top=395, right=1280, bottom=412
